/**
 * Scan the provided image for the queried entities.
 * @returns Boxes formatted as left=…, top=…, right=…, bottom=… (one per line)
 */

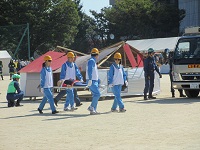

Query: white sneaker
left=119, top=108, right=126, bottom=112
left=87, top=106, right=94, bottom=112
left=88, top=106, right=99, bottom=115
left=71, top=107, right=78, bottom=111
left=64, top=107, right=71, bottom=111
left=111, top=109, right=118, bottom=112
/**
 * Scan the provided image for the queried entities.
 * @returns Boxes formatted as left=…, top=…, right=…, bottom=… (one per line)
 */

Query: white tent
left=126, top=37, right=180, bottom=52
left=0, top=51, right=12, bottom=75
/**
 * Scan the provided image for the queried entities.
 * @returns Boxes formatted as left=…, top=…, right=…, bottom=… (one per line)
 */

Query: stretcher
left=54, top=85, right=88, bottom=90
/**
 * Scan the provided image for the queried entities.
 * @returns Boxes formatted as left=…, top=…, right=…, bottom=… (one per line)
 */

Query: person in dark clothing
left=16, top=60, right=22, bottom=73
left=143, top=48, right=162, bottom=100
left=0, top=61, right=4, bottom=80
left=6, top=74, right=24, bottom=107
left=166, top=49, right=186, bottom=98
left=8, top=59, right=16, bottom=80
left=54, top=89, right=82, bottom=107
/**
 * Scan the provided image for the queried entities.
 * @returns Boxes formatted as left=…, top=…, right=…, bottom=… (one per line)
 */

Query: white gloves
left=87, top=80, right=92, bottom=87
left=108, top=84, right=113, bottom=88
left=125, top=80, right=128, bottom=87
left=40, top=88, right=44, bottom=93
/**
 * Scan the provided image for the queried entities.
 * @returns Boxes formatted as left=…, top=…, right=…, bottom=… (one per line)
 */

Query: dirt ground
left=0, top=75, right=200, bottom=150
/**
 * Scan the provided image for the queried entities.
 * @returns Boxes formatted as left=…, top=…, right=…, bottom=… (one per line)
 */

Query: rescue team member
left=38, top=55, right=59, bottom=114
left=108, top=52, right=128, bottom=112
left=60, top=52, right=83, bottom=111
left=86, top=48, right=101, bottom=115
left=143, top=48, right=162, bottom=100
left=8, top=59, right=16, bottom=80
left=54, top=53, right=83, bottom=107
left=0, top=60, right=4, bottom=80
left=6, top=74, right=24, bottom=107
left=166, top=49, right=186, bottom=98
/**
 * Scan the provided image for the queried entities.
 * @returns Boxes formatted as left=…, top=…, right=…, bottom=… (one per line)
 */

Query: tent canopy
left=0, top=50, right=12, bottom=75
left=126, top=37, right=180, bottom=52
left=19, top=51, right=67, bottom=73
left=0, top=50, right=11, bottom=59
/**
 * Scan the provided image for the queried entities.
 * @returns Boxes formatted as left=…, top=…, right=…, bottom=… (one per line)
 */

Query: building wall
left=179, top=0, right=200, bottom=32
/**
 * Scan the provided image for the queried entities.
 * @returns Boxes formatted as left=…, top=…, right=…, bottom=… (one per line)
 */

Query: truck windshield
left=174, top=37, right=200, bottom=59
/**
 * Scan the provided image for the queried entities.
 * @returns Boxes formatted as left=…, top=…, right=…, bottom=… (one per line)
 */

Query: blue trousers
left=111, top=85, right=124, bottom=109
left=38, top=88, right=56, bottom=112
left=6, top=91, right=24, bottom=105
left=64, top=89, right=74, bottom=108
left=144, top=73, right=155, bottom=96
left=89, top=80, right=101, bottom=111
left=54, top=89, right=81, bottom=104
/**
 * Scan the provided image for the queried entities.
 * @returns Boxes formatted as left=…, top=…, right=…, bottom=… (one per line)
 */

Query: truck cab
left=172, top=27, right=200, bottom=98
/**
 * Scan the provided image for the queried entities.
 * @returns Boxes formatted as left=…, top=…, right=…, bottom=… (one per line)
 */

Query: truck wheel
left=184, top=90, right=199, bottom=98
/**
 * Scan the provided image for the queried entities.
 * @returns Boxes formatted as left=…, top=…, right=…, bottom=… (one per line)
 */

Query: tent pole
left=124, top=51, right=127, bottom=67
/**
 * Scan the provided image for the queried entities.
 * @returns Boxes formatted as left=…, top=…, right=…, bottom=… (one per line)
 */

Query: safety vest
left=44, top=68, right=53, bottom=88
left=86, top=61, right=98, bottom=80
left=112, top=64, right=124, bottom=85
left=7, top=81, right=16, bottom=93
left=65, top=63, right=76, bottom=80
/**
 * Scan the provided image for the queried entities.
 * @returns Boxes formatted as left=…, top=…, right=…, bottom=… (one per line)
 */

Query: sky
left=80, top=0, right=110, bottom=17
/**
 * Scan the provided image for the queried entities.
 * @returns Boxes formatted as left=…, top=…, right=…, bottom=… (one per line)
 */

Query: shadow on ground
left=0, top=111, right=112, bottom=121
left=125, top=97, right=200, bottom=104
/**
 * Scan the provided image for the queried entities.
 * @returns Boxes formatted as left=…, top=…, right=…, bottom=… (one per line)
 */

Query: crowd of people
left=0, top=58, right=34, bottom=80
left=4, top=48, right=186, bottom=115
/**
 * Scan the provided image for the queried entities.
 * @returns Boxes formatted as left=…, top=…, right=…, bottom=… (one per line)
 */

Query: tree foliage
left=0, top=0, right=80, bottom=58
left=103, top=0, right=185, bottom=42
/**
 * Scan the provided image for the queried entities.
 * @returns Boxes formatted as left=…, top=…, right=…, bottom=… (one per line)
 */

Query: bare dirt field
left=0, top=75, right=200, bottom=150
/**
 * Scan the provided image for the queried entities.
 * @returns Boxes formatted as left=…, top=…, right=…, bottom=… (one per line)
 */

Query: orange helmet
left=67, top=52, right=75, bottom=58
left=114, top=52, right=122, bottom=59
left=91, top=48, right=99, bottom=54
left=44, top=55, right=52, bottom=61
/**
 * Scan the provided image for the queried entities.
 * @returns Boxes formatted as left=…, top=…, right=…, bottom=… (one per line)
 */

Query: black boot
left=76, top=103, right=83, bottom=107
left=37, top=108, right=43, bottom=114
left=54, top=98, right=58, bottom=107
left=144, top=95, right=148, bottom=100
left=52, top=110, right=59, bottom=114
left=15, top=100, right=23, bottom=107
left=148, top=95, right=156, bottom=99
left=180, top=94, right=186, bottom=97
left=8, top=102, right=14, bottom=107
left=172, top=92, right=175, bottom=98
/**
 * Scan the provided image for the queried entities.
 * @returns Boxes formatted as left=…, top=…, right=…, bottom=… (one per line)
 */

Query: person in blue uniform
left=38, top=55, right=59, bottom=114
left=6, top=74, right=24, bottom=107
left=54, top=89, right=82, bottom=107
left=60, top=52, right=83, bottom=111
left=108, top=52, right=128, bottom=112
left=143, top=48, right=162, bottom=100
left=86, top=48, right=101, bottom=115
left=54, top=53, right=83, bottom=107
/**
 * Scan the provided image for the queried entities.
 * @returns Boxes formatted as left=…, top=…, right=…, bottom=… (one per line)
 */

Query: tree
left=70, top=0, right=105, bottom=53
left=0, top=0, right=80, bottom=58
left=99, top=0, right=185, bottom=42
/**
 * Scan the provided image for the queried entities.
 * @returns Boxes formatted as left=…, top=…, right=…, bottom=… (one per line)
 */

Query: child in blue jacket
left=38, top=55, right=59, bottom=114
left=108, top=52, right=128, bottom=112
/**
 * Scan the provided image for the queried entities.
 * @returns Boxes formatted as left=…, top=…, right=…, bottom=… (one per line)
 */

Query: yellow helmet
left=114, top=52, right=122, bottom=59
left=91, top=48, right=99, bottom=54
left=44, top=55, right=52, bottom=61
left=67, top=52, right=75, bottom=58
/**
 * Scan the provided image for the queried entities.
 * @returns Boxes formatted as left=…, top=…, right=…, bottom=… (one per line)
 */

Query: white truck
left=172, top=27, right=200, bottom=98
